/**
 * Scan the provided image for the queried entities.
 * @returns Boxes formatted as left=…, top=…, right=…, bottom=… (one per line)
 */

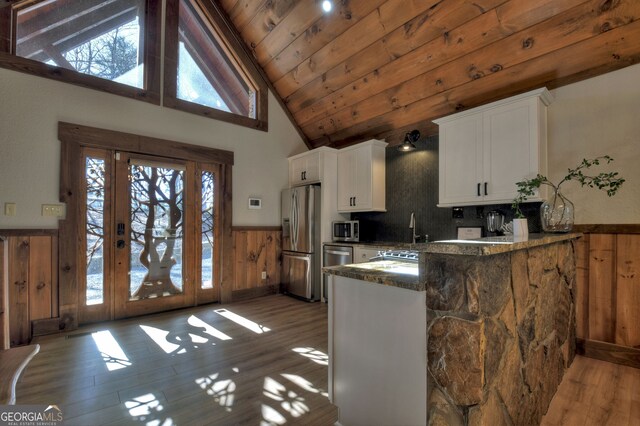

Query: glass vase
left=540, top=188, right=574, bottom=232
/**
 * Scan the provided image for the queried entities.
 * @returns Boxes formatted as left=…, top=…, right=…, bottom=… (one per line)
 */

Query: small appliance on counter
left=332, top=220, right=359, bottom=242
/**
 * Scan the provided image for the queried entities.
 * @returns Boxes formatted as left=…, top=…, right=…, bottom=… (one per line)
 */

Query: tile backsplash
left=353, top=136, right=542, bottom=242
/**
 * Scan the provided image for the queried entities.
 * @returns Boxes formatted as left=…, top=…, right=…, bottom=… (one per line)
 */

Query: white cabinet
left=289, top=149, right=325, bottom=186
left=434, top=88, right=553, bottom=207
left=337, top=140, right=387, bottom=212
left=353, top=246, right=384, bottom=263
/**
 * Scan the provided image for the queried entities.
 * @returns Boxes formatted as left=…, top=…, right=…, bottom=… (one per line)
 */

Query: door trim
left=59, top=122, right=234, bottom=328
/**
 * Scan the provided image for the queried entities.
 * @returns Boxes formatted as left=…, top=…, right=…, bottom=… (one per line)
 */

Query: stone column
left=425, top=241, right=576, bottom=425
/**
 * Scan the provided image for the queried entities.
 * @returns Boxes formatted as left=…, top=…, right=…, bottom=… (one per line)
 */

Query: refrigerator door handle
left=291, top=190, right=299, bottom=250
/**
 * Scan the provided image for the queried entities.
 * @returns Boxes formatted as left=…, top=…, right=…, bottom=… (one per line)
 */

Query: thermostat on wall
left=248, top=197, right=262, bottom=209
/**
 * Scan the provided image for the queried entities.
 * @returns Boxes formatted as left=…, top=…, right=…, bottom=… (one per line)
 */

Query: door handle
left=477, top=183, right=481, bottom=197
left=117, top=240, right=126, bottom=249
left=484, top=182, right=488, bottom=196
left=325, top=250, right=351, bottom=256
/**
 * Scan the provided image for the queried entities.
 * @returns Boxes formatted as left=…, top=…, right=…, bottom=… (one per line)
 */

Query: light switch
left=42, top=204, right=64, bottom=217
left=261, top=271, right=267, bottom=280
left=4, top=203, right=16, bottom=216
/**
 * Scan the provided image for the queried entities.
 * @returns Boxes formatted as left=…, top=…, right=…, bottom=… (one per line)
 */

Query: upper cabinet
left=337, top=140, right=387, bottom=213
left=434, top=88, right=553, bottom=207
left=288, top=147, right=337, bottom=187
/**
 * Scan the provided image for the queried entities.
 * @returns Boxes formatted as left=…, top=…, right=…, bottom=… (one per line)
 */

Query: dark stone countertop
left=424, top=233, right=582, bottom=256
left=323, top=261, right=423, bottom=291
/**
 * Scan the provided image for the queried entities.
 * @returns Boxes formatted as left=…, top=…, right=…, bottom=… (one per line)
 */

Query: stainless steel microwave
left=332, top=220, right=359, bottom=242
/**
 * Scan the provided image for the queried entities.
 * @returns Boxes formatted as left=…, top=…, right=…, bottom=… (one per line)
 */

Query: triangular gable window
left=164, top=0, right=267, bottom=129
left=12, top=0, right=149, bottom=90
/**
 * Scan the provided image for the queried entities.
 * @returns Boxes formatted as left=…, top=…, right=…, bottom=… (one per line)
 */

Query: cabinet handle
left=477, top=183, right=481, bottom=197
left=353, top=196, right=356, bottom=206
left=484, top=182, right=488, bottom=196
left=304, top=171, right=306, bottom=180
left=349, top=197, right=353, bottom=206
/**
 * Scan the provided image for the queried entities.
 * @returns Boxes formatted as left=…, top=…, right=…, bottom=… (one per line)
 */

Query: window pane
left=201, top=171, right=215, bottom=289
left=177, top=0, right=256, bottom=118
left=129, top=162, right=184, bottom=300
left=86, top=157, right=105, bottom=305
left=15, top=0, right=146, bottom=88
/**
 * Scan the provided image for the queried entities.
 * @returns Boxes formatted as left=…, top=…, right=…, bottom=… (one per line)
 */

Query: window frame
left=0, top=0, right=162, bottom=104
left=163, top=0, right=268, bottom=131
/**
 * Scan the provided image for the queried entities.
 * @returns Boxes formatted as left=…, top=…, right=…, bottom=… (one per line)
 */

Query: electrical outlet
left=42, top=204, right=64, bottom=217
left=261, top=271, right=267, bottom=280
left=4, top=203, right=16, bottom=216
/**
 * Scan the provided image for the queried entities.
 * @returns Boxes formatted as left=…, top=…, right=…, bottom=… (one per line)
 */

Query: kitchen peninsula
left=324, top=233, right=580, bottom=426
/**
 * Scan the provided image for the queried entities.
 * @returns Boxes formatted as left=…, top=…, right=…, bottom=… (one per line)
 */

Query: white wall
left=0, top=68, right=308, bottom=228
left=547, top=62, right=640, bottom=224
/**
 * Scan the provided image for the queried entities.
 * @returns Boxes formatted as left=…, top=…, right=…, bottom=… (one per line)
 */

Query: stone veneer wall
left=425, top=241, right=576, bottom=425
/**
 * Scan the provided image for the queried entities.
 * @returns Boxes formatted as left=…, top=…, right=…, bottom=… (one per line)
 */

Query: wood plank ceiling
left=218, top=0, right=640, bottom=149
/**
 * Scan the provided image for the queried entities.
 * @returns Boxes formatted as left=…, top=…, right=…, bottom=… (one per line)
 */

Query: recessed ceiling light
left=322, top=0, right=332, bottom=12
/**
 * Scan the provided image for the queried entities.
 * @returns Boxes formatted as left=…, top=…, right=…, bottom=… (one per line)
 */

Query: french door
left=78, top=147, right=220, bottom=323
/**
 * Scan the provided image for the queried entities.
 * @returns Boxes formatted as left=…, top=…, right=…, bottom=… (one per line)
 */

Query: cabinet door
left=337, top=149, right=356, bottom=211
left=438, top=113, right=483, bottom=206
left=352, top=147, right=373, bottom=210
left=289, top=152, right=321, bottom=187
left=483, top=99, right=539, bottom=203
left=289, top=156, right=306, bottom=187
left=303, top=152, right=321, bottom=183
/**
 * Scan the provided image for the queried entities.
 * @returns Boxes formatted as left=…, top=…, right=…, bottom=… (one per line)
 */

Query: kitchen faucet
left=409, top=212, right=418, bottom=244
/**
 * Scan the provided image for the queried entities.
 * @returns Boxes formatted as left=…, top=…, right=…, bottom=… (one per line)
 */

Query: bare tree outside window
left=129, top=164, right=184, bottom=300
left=201, top=171, right=215, bottom=289
left=64, top=23, right=140, bottom=82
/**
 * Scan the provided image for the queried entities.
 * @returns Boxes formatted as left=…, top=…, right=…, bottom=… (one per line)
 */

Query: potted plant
left=512, top=156, right=625, bottom=233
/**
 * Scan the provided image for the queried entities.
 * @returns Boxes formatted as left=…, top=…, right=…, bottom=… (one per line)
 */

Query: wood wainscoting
left=0, top=226, right=282, bottom=345
left=573, top=225, right=640, bottom=368
left=232, top=227, right=282, bottom=302
left=0, top=230, right=59, bottom=346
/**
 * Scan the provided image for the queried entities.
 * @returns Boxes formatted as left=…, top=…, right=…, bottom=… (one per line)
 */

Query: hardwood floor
left=16, top=294, right=640, bottom=426
left=541, top=355, right=640, bottom=426
left=16, top=295, right=337, bottom=425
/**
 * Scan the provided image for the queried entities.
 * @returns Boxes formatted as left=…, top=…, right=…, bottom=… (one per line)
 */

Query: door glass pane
left=129, top=162, right=185, bottom=300
left=201, top=171, right=215, bottom=289
left=15, top=0, right=146, bottom=88
left=86, top=156, right=106, bottom=305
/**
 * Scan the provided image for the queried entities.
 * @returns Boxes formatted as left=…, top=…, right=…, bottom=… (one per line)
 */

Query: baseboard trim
left=576, top=338, right=640, bottom=369
left=231, top=285, right=278, bottom=302
left=32, top=317, right=66, bottom=337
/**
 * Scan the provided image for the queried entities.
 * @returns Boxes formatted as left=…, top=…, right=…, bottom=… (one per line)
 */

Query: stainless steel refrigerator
left=281, top=185, right=321, bottom=301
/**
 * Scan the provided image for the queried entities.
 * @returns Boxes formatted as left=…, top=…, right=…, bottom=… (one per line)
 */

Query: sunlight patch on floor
left=146, top=418, right=175, bottom=426
left=124, top=393, right=164, bottom=421
left=214, top=309, right=271, bottom=334
left=281, top=373, right=329, bottom=398
left=262, top=376, right=310, bottom=424
left=91, top=330, right=132, bottom=371
left=292, top=347, right=328, bottom=365
left=139, top=325, right=183, bottom=354
left=188, top=314, right=233, bottom=340
left=195, top=371, right=238, bottom=411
